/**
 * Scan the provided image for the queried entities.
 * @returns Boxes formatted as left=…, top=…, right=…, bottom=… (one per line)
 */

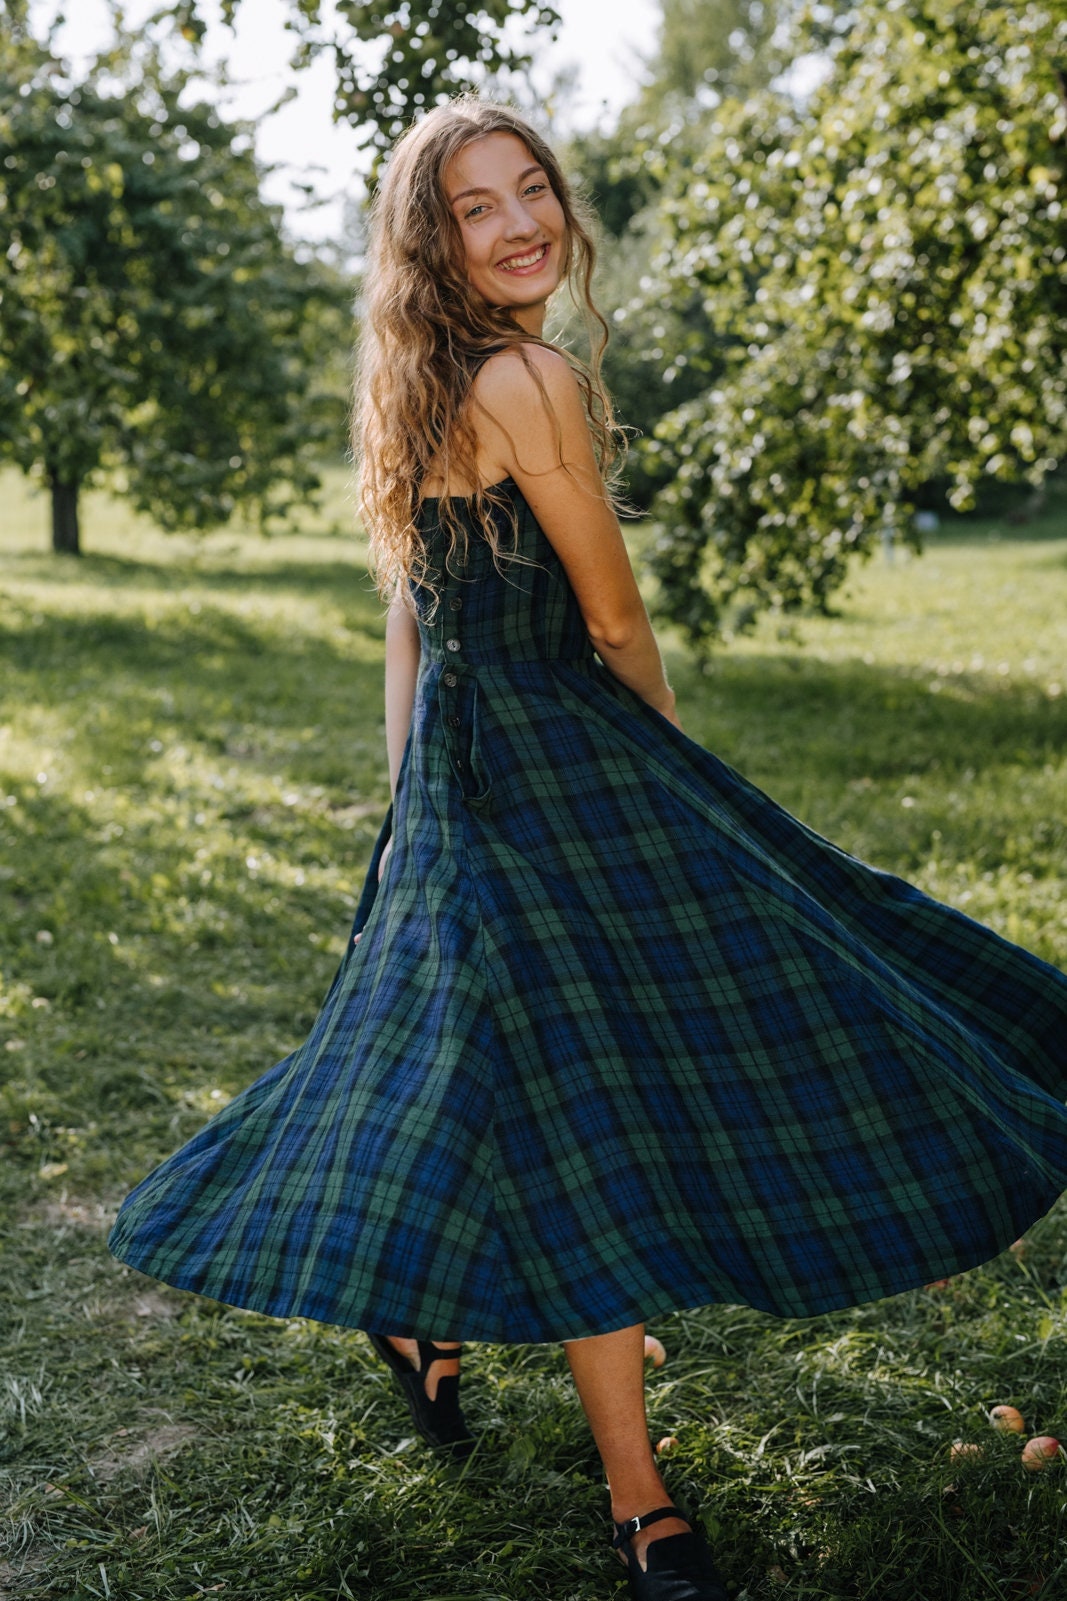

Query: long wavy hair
left=354, top=97, right=625, bottom=603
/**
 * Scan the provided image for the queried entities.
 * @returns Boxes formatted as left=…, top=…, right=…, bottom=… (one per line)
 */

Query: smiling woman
left=351, top=100, right=621, bottom=605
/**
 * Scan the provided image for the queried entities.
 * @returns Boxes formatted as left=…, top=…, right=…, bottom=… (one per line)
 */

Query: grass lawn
left=2, top=468, right=1067, bottom=1601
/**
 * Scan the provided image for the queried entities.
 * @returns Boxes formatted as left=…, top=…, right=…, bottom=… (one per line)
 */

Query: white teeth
left=499, top=244, right=547, bottom=271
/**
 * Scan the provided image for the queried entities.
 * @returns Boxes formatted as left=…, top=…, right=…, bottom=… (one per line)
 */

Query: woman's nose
left=502, top=201, right=537, bottom=238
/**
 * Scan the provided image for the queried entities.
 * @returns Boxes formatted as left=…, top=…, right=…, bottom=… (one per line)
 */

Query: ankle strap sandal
left=366, top=1333, right=475, bottom=1457
left=612, top=1506, right=729, bottom=1601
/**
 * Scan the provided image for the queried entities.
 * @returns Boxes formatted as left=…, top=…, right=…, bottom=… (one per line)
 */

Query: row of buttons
left=442, top=593, right=464, bottom=745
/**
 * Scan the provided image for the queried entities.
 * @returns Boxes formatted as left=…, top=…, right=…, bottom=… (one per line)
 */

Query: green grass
left=2, top=467, right=1067, bottom=1600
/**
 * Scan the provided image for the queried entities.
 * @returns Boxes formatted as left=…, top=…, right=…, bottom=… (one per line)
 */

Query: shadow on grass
left=919, top=479, right=1067, bottom=547
left=924, top=519, right=1067, bottom=550
left=0, top=779, right=382, bottom=1179
left=3, top=546, right=382, bottom=607
left=670, top=651, right=1067, bottom=786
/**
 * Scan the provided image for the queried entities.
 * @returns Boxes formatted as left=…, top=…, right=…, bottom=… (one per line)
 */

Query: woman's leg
left=563, top=1323, right=691, bottom=1570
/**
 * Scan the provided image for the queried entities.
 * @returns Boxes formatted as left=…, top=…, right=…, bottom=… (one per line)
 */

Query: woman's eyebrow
left=449, top=164, right=546, bottom=205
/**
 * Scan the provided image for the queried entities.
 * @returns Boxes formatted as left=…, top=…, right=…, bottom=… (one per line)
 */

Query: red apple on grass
left=1022, top=1436, right=1062, bottom=1471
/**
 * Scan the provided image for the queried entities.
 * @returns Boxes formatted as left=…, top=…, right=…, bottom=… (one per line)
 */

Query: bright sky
left=29, top=0, right=662, bottom=242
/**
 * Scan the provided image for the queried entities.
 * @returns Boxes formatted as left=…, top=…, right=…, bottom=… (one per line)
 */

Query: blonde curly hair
left=354, top=97, right=625, bottom=601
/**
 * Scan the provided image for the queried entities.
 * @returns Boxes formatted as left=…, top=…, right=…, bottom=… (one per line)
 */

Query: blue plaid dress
left=109, top=481, right=1067, bottom=1342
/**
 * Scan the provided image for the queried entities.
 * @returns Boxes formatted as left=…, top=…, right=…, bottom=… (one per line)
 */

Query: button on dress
left=108, top=480, right=1067, bottom=1342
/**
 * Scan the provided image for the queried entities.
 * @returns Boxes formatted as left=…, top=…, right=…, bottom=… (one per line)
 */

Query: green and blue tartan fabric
left=109, top=481, right=1067, bottom=1341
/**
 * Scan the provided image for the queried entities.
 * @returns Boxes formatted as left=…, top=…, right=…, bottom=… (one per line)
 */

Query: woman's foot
left=612, top=1504, right=729, bottom=1600
left=611, top=1501, right=693, bottom=1571
left=374, top=1335, right=460, bottom=1400
left=366, top=1332, right=474, bottom=1456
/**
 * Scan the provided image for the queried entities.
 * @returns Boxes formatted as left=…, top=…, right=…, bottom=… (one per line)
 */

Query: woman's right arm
left=354, top=591, right=419, bottom=936
left=385, top=587, right=420, bottom=797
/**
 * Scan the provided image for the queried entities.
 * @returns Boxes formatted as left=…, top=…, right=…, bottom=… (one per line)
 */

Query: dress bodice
left=412, top=480, right=594, bottom=667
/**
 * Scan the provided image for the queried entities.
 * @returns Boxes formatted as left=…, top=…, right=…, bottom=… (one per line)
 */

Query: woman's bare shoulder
left=472, top=343, right=580, bottom=413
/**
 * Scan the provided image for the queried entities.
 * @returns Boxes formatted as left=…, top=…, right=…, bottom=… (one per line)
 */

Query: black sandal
left=366, top=1333, right=475, bottom=1457
left=612, top=1506, right=729, bottom=1601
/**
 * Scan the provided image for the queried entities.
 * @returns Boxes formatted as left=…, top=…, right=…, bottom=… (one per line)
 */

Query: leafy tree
left=568, top=0, right=808, bottom=241
left=0, top=24, right=350, bottom=555
left=640, top=0, right=1067, bottom=646
left=168, top=0, right=561, bottom=158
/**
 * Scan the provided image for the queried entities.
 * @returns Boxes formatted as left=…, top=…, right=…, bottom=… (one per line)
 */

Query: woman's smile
left=495, top=241, right=551, bottom=274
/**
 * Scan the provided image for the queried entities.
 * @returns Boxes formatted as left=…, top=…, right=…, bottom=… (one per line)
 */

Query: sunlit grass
left=2, top=466, right=1067, bottom=1599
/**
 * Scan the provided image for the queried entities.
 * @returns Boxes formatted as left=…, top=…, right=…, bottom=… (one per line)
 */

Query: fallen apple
left=655, top=1435, right=679, bottom=1455
left=949, top=1441, right=984, bottom=1462
left=644, top=1335, right=667, bottom=1368
left=1022, top=1436, right=1062, bottom=1471
left=989, top=1405, right=1026, bottom=1433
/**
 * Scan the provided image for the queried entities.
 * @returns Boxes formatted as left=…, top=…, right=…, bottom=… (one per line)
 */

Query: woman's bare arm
left=385, top=587, right=421, bottom=796
left=471, top=346, right=680, bottom=727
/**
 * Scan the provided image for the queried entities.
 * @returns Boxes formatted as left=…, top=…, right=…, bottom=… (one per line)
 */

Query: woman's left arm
left=376, top=587, right=421, bottom=886
left=471, top=347, right=681, bottom=728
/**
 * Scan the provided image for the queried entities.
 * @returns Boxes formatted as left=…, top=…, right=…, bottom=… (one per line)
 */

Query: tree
left=640, top=0, right=1067, bottom=646
left=168, top=0, right=561, bottom=158
left=0, top=24, right=350, bottom=554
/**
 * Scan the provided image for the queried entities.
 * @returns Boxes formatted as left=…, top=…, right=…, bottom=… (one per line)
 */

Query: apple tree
left=640, top=0, right=1067, bottom=645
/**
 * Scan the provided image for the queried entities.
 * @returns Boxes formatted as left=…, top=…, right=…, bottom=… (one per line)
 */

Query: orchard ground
left=2, top=467, right=1067, bottom=1600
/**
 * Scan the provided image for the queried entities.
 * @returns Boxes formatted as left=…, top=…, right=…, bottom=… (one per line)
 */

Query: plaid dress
left=109, top=481, right=1067, bottom=1342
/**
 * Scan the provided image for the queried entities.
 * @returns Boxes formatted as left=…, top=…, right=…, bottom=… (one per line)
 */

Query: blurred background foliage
left=1, top=0, right=1064, bottom=638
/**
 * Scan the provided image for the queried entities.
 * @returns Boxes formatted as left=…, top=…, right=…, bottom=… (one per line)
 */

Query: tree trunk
left=50, top=478, right=81, bottom=555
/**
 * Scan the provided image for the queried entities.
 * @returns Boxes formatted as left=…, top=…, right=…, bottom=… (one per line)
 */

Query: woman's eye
left=523, top=183, right=547, bottom=197
left=465, top=203, right=488, bottom=219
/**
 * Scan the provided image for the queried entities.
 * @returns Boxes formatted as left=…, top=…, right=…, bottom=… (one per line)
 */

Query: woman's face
left=443, top=131, right=567, bottom=336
